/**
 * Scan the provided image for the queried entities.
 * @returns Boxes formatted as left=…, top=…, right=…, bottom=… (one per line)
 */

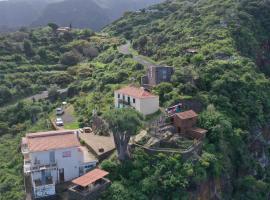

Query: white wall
left=30, top=146, right=83, bottom=182
left=114, top=91, right=159, bottom=115
left=139, top=97, right=159, bottom=115
left=114, top=91, right=140, bottom=110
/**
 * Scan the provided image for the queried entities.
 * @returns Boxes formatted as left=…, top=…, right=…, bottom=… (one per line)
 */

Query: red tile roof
left=25, top=130, right=80, bottom=152
left=72, top=169, right=109, bottom=187
left=115, top=86, right=157, bottom=99
left=175, top=110, right=198, bottom=120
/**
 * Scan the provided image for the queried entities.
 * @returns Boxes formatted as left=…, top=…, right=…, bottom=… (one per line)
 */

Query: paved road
left=0, top=88, right=68, bottom=109
left=26, top=88, right=68, bottom=101
left=118, top=42, right=159, bottom=68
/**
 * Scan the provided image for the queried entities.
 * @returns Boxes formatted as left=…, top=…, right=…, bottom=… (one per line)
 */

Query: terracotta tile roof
left=72, top=169, right=109, bottom=187
left=25, top=130, right=80, bottom=152
left=175, top=110, right=198, bottom=120
left=115, top=86, right=157, bottom=99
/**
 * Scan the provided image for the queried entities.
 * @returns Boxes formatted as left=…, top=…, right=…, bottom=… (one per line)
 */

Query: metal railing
left=118, top=99, right=131, bottom=106
left=24, top=162, right=58, bottom=173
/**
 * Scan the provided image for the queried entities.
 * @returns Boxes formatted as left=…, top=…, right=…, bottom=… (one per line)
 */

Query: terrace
left=79, top=131, right=115, bottom=160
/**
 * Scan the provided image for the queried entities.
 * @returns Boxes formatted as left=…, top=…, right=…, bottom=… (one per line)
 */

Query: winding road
left=118, top=42, right=159, bottom=68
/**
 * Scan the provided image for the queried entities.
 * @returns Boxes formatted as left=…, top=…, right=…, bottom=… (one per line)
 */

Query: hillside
left=0, top=0, right=270, bottom=200
left=31, top=0, right=110, bottom=31
left=104, top=0, right=270, bottom=199
left=0, top=0, right=165, bottom=31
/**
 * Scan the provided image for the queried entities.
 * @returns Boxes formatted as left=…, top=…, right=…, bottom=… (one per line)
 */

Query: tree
left=48, top=23, right=59, bottom=32
left=0, top=86, right=12, bottom=106
left=60, top=50, right=81, bottom=66
left=48, top=86, right=59, bottom=102
left=23, top=40, right=35, bottom=57
left=104, top=108, right=143, bottom=161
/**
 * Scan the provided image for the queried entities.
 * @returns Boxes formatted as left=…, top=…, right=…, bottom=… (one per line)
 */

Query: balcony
left=30, top=162, right=58, bottom=172
left=24, top=160, right=31, bottom=174
left=34, top=176, right=54, bottom=187
left=118, top=99, right=131, bottom=106
left=21, top=146, right=29, bottom=154
left=24, top=162, right=58, bottom=173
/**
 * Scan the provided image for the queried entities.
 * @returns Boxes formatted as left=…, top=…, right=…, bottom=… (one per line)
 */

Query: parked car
left=55, top=118, right=64, bottom=126
left=56, top=107, right=64, bottom=115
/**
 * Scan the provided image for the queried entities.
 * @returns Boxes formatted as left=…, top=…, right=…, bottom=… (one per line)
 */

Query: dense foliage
left=1, top=0, right=270, bottom=199
left=0, top=26, right=115, bottom=106
left=105, top=0, right=270, bottom=199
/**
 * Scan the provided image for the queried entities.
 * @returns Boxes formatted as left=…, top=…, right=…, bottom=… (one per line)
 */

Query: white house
left=114, top=86, right=159, bottom=115
left=21, top=130, right=98, bottom=199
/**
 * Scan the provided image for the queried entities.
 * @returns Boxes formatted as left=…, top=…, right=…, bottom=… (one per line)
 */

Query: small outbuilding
left=141, top=65, right=174, bottom=87
left=173, top=110, right=207, bottom=140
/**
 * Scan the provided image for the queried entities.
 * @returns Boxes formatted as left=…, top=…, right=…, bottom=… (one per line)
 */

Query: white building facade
left=22, top=130, right=98, bottom=199
left=114, top=86, right=159, bottom=115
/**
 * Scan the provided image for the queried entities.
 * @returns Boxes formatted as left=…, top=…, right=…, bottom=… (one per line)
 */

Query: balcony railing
left=34, top=177, right=54, bottom=187
left=24, top=162, right=58, bottom=173
left=21, top=146, right=29, bottom=154
left=118, top=99, right=131, bottom=106
left=23, top=159, right=32, bottom=173
left=31, top=162, right=58, bottom=172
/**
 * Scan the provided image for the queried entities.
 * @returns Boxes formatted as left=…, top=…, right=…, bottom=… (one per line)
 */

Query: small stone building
left=173, top=110, right=207, bottom=140
left=142, top=65, right=174, bottom=87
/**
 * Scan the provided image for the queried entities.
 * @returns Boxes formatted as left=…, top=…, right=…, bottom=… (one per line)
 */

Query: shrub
left=60, top=50, right=81, bottom=66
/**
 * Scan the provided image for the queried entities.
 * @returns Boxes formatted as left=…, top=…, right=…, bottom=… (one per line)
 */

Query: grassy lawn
left=64, top=120, right=80, bottom=129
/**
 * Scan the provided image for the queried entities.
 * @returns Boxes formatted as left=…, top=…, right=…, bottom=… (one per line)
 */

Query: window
left=128, top=97, right=130, bottom=103
left=150, top=67, right=153, bottom=78
left=34, top=157, right=40, bottom=165
left=123, top=95, right=125, bottom=100
left=118, top=94, right=120, bottom=98
left=162, top=69, right=167, bottom=79
left=62, top=151, right=71, bottom=158
left=133, top=98, right=136, bottom=103
left=49, top=151, right=55, bottom=163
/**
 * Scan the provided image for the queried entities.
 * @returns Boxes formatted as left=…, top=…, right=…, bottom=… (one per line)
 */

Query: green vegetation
left=0, top=26, right=113, bottom=107
left=104, top=0, right=270, bottom=199
left=0, top=100, right=53, bottom=200
left=104, top=108, right=143, bottom=161
left=1, top=0, right=270, bottom=199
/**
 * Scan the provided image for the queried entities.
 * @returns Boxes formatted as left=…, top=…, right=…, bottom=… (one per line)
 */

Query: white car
left=56, top=107, right=64, bottom=115
left=55, top=118, right=64, bottom=126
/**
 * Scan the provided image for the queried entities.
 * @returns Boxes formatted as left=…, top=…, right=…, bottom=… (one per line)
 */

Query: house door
left=59, top=168, right=64, bottom=183
left=41, top=170, right=46, bottom=184
left=79, top=166, right=84, bottom=176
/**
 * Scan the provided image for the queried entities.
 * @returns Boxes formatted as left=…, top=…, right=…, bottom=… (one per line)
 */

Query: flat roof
left=25, top=130, right=80, bottom=152
left=79, top=132, right=115, bottom=157
left=72, top=169, right=109, bottom=187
